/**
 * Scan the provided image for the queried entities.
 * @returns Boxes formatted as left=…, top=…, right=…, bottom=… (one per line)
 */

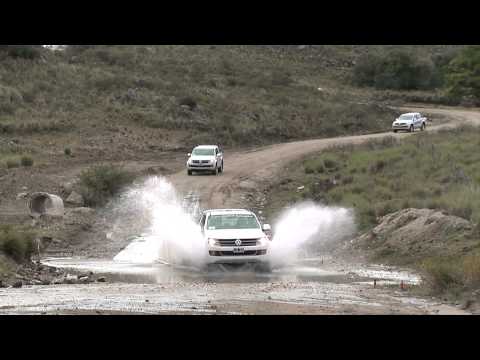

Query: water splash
left=268, top=202, right=356, bottom=268
left=113, top=177, right=205, bottom=267
left=112, top=177, right=356, bottom=270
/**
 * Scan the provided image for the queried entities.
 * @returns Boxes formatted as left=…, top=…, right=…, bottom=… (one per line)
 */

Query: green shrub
left=316, top=164, right=325, bottom=174
left=20, top=156, right=34, bottom=167
left=323, top=158, right=338, bottom=170
left=421, top=257, right=463, bottom=293
left=353, top=50, right=440, bottom=90
left=5, top=159, right=20, bottom=169
left=64, top=148, right=72, bottom=156
left=1, top=45, right=42, bottom=60
left=304, top=165, right=315, bottom=174
left=0, top=225, right=36, bottom=263
left=462, top=253, right=480, bottom=287
left=79, top=164, right=135, bottom=207
left=445, top=45, right=480, bottom=106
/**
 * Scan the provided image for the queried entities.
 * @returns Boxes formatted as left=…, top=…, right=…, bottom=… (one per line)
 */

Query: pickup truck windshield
left=207, top=215, right=260, bottom=230
left=399, top=115, right=414, bottom=120
left=192, top=148, right=215, bottom=156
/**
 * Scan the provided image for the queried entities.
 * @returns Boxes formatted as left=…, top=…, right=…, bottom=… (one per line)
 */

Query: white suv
left=392, top=112, right=427, bottom=133
left=199, top=209, right=272, bottom=270
left=187, top=145, right=224, bottom=176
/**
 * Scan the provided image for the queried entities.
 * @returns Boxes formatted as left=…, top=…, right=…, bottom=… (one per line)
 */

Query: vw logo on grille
left=235, top=239, right=242, bottom=246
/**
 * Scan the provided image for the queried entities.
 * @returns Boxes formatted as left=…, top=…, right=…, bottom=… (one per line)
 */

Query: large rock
left=66, top=191, right=84, bottom=207
left=345, top=208, right=475, bottom=264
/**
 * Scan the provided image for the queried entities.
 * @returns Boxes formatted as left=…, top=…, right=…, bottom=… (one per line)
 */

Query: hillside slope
left=1, top=45, right=463, bottom=163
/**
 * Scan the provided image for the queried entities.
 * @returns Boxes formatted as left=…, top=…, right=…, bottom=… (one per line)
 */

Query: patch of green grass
left=267, top=126, right=480, bottom=235
left=20, top=155, right=34, bottom=167
left=421, top=252, right=480, bottom=295
left=0, top=225, right=36, bottom=263
left=79, top=164, right=135, bottom=207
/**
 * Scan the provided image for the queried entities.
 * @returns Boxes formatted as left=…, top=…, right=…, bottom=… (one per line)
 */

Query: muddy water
left=0, top=255, right=468, bottom=315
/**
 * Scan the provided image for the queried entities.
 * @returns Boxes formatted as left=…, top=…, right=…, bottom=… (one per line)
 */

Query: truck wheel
left=213, top=166, right=219, bottom=176
left=410, top=125, right=414, bottom=133
left=421, top=123, right=426, bottom=131
left=393, top=130, right=398, bottom=133
left=220, top=162, right=224, bottom=173
left=187, top=170, right=192, bottom=176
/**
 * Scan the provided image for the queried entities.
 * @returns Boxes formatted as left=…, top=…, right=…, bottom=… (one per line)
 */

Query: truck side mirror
left=262, top=224, right=271, bottom=232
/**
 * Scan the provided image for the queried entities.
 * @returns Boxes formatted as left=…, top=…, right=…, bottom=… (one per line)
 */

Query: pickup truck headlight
left=257, top=236, right=269, bottom=246
left=208, top=238, right=219, bottom=247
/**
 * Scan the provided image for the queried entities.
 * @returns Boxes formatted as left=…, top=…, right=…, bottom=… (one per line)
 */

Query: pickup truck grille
left=209, top=250, right=267, bottom=257
left=217, top=239, right=259, bottom=247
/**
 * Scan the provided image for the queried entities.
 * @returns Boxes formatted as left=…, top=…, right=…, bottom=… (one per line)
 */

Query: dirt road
left=170, top=106, right=480, bottom=210
left=1, top=105, right=479, bottom=315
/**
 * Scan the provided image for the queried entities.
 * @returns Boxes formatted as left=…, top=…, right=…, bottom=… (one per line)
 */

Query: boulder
left=66, top=191, right=84, bottom=207
left=61, top=182, right=74, bottom=196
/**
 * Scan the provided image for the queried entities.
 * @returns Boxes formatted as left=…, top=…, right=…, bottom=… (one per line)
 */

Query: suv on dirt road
left=187, top=145, right=224, bottom=176
left=199, top=209, right=272, bottom=271
left=392, top=112, right=427, bottom=133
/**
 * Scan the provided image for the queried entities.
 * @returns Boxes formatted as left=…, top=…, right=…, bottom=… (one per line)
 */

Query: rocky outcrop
left=344, top=208, right=475, bottom=264
left=66, top=191, right=84, bottom=207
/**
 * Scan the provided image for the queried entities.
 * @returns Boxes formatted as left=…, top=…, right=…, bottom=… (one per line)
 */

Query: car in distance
left=199, top=209, right=272, bottom=271
left=187, top=145, right=224, bottom=176
left=392, top=112, right=427, bottom=133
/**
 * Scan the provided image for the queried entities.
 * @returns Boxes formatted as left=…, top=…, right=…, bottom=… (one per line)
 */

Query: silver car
left=392, top=112, right=427, bottom=133
left=187, top=145, right=224, bottom=176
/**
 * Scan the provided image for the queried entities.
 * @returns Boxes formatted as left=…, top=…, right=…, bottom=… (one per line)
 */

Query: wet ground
left=0, top=256, right=469, bottom=315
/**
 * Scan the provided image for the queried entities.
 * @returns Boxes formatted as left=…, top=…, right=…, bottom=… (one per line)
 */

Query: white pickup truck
left=392, top=112, right=428, bottom=133
left=186, top=145, right=224, bottom=176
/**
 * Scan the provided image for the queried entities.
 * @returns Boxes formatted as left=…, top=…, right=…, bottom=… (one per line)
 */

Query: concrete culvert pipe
left=29, top=193, right=64, bottom=218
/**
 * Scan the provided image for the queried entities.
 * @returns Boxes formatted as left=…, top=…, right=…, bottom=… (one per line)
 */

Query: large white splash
left=113, top=177, right=205, bottom=267
left=268, top=202, right=356, bottom=267
left=112, top=177, right=356, bottom=270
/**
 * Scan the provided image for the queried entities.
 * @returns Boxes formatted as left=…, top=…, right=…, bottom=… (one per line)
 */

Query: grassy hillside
left=265, top=126, right=480, bottom=232
left=0, top=45, right=463, bottom=163
left=262, top=126, right=480, bottom=295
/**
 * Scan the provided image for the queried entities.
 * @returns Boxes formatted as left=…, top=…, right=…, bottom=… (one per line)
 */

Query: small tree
left=446, top=45, right=480, bottom=105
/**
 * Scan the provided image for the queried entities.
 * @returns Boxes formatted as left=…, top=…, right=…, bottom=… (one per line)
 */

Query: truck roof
left=194, top=145, right=218, bottom=149
left=203, top=209, right=255, bottom=216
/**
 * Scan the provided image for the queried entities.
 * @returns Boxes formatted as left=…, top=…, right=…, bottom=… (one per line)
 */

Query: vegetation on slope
left=1, top=45, right=463, bottom=148
left=264, top=126, right=480, bottom=295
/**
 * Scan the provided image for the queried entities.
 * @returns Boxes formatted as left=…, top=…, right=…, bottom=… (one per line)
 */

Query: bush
left=462, top=253, right=480, bottom=287
left=64, top=148, right=72, bottom=156
left=20, top=156, right=34, bottom=167
left=323, top=158, right=338, bottom=170
left=445, top=45, right=480, bottom=105
left=5, top=159, right=20, bottom=169
left=0, top=45, right=42, bottom=60
left=0, top=225, right=36, bottom=263
left=421, top=257, right=463, bottom=293
left=79, top=165, right=135, bottom=207
left=353, top=50, right=439, bottom=90
left=304, top=165, right=315, bottom=174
